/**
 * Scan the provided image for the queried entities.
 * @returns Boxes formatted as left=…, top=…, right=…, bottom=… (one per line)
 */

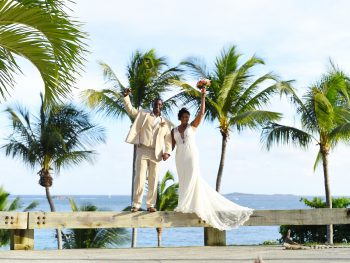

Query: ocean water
left=4, top=193, right=311, bottom=250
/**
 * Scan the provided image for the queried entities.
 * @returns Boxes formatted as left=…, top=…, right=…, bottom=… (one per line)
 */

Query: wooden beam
left=28, top=211, right=209, bottom=229
left=245, top=208, right=350, bottom=226
left=27, top=208, right=350, bottom=229
left=0, top=212, right=28, bottom=229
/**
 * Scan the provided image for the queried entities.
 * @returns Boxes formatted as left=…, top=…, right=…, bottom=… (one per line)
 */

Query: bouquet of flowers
left=196, top=78, right=211, bottom=89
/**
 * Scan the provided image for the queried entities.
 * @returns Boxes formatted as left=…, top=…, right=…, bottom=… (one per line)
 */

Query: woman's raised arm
left=191, top=87, right=206, bottom=128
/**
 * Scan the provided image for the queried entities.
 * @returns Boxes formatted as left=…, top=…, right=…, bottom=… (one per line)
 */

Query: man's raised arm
left=122, top=88, right=138, bottom=119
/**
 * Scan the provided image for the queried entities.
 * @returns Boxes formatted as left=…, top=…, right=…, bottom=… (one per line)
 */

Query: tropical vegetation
left=1, top=94, right=105, bottom=249
left=0, top=0, right=348, bottom=247
left=82, top=49, right=182, bottom=246
left=62, top=198, right=129, bottom=249
left=0, top=0, right=87, bottom=103
left=279, top=197, right=350, bottom=244
left=175, top=45, right=293, bottom=192
left=262, top=64, right=350, bottom=244
left=155, top=171, right=179, bottom=247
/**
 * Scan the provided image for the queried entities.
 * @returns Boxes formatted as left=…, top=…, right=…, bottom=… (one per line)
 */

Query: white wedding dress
left=174, top=124, right=253, bottom=231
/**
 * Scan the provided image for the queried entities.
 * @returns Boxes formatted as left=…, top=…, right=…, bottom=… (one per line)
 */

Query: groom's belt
left=137, top=144, right=155, bottom=150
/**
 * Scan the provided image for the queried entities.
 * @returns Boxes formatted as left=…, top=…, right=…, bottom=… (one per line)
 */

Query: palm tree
left=82, top=49, right=181, bottom=247
left=62, top=198, right=129, bottom=249
left=155, top=171, right=179, bottom=247
left=176, top=45, right=292, bottom=192
left=0, top=0, right=87, bottom=103
left=0, top=186, right=38, bottom=247
left=262, top=63, right=350, bottom=244
left=1, top=94, right=105, bottom=249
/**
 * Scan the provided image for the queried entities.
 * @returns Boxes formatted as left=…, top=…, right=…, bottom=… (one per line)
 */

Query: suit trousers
left=133, top=145, right=160, bottom=208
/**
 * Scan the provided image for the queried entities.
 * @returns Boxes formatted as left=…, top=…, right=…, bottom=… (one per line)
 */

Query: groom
left=123, top=88, right=172, bottom=212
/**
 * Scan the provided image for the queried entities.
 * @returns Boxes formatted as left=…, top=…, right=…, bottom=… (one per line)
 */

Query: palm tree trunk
left=131, top=144, right=137, bottom=248
left=45, top=187, right=63, bottom=249
left=320, top=145, right=333, bottom=244
left=156, top=227, right=162, bottom=247
left=216, top=133, right=228, bottom=192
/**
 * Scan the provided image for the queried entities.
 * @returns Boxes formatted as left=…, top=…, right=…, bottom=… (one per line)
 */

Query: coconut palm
left=175, top=45, right=292, bottom=192
left=262, top=64, right=350, bottom=244
left=155, top=171, right=179, bottom=247
left=82, top=49, right=181, bottom=247
left=0, top=0, right=87, bottom=103
left=0, top=186, right=38, bottom=247
left=1, top=94, right=105, bottom=249
left=62, top=198, right=129, bottom=249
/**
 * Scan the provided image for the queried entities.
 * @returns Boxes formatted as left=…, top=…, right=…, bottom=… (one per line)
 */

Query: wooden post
left=10, top=229, right=34, bottom=250
left=204, top=227, right=226, bottom=246
left=131, top=228, right=137, bottom=247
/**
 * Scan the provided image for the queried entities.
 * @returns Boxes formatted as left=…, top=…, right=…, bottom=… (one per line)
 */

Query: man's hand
left=123, top=88, right=131, bottom=97
left=162, top=153, right=170, bottom=161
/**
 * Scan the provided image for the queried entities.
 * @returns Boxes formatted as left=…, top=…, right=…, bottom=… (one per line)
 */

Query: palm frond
left=23, top=201, right=39, bottom=211
left=313, top=150, right=323, bottom=171
left=68, top=197, right=78, bottom=212
left=0, top=47, right=20, bottom=99
left=0, top=0, right=88, bottom=103
left=0, top=187, right=10, bottom=211
left=231, top=110, right=282, bottom=132
left=235, top=83, right=280, bottom=114
left=81, top=89, right=127, bottom=119
left=98, top=61, right=125, bottom=90
left=84, top=50, right=181, bottom=120
left=7, top=197, right=21, bottom=211
left=231, top=72, right=280, bottom=113
left=329, top=122, right=350, bottom=146
left=156, top=171, right=178, bottom=212
left=180, top=57, right=209, bottom=79
left=214, top=45, right=241, bottom=84
left=262, top=122, right=314, bottom=150
left=54, top=150, right=96, bottom=173
left=313, top=89, right=334, bottom=132
left=1, top=112, right=38, bottom=169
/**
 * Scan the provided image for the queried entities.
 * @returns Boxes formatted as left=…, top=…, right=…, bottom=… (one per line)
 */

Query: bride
left=171, top=79, right=253, bottom=230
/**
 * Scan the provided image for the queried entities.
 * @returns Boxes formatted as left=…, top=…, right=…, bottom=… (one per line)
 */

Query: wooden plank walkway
left=0, top=246, right=349, bottom=263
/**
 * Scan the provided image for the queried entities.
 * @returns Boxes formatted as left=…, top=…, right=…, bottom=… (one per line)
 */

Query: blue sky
left=1, top=0, right=350, bottom=196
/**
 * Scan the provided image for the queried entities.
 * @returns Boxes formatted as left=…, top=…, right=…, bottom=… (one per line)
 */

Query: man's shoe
left=147, top=207, right=157, bottom=213
left=131, top=207, right=140, bottom=212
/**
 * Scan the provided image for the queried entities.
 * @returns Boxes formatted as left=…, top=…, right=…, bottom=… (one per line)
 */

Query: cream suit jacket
left=123, top=95, right=173, bottom=161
